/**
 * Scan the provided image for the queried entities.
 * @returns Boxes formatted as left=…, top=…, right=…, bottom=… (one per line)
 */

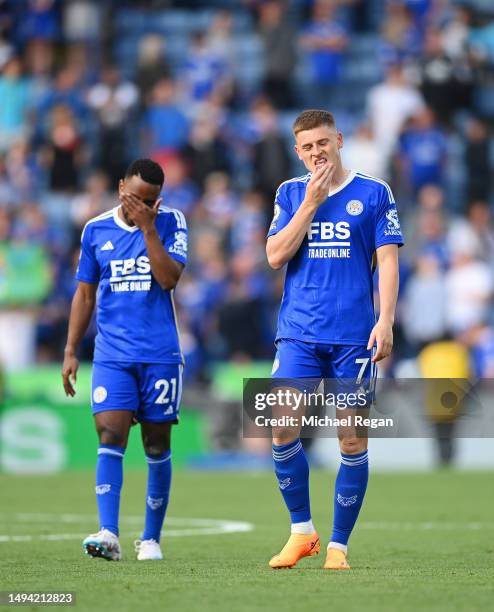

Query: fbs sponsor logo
left=307, top=221, right=351, bottom=259
left=147, top=496, right=164, bottom=510
left=346, top=200, right=363, bottom=216
left=93, top=386, right=108, bottom=404
left=308, top=221, right=350, bottom=242
left=384, top=208, right=402, bottom=236
left=95, top=484, right=111, bottom=495
left=109, top=256, right=152, bottom=292
left=110, top=256, right=151, bottom=277
left=337, top=493, right=358, bottom=507
left=278, top=477, right=291, bottom=490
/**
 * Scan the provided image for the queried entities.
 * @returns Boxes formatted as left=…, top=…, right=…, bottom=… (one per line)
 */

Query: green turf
left=0, top=469, right=493, bottom=612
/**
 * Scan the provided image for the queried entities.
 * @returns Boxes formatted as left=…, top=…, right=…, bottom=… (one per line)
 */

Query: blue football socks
left=272, top=439, right=312, bottom=527
left=142, top=450, right=172, bottom=542
left=330, top=450, right=369, bottom=552
left=95, top=444, right=125, bottom=536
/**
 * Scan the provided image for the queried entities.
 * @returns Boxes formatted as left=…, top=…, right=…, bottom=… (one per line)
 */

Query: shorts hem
left=93, top=359, right=183, bottom=365
left=137, top=416, right=179, bottom=424
left=92, top=406, right=137, bottom=413
left=275, top=337, right=370, bottom=347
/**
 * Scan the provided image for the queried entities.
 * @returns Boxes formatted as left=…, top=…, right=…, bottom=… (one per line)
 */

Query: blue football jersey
left=268, top=170, right=404, bottom=345
left=76, top=205, right=187, bottom=364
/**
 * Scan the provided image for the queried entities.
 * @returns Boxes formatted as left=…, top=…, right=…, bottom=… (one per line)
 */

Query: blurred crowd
left=1, top=0, right=494, bottom=382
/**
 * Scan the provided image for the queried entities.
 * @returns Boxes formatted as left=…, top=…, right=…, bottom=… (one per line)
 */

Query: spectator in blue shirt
left=461, top=323, right=494, bottom=378
left=180, top=31, right=230, bottom=106
left=300, top=0, right=348, bottom=107
left=35, top=67, right=87, bottom=141
left=397, top=107, right=447, bottom=194
left=0, top=55, right=32, bottom=152
left=17, top=0, right=61, bottom=43
left=142, top=78, right=190, bottom=153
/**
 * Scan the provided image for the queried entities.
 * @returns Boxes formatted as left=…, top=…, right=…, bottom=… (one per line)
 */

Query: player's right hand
left=305, top=162, right=335, bottom=208
left=62, top=352, right=79, bottom=397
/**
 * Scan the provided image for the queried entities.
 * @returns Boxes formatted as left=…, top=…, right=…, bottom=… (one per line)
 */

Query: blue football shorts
left=91, top=361, right=183, bottom=423
left=271, top=338, right=376, bottom=401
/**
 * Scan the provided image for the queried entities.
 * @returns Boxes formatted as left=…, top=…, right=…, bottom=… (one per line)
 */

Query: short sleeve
left=76, top=223, right=100, bottom=283
left=164, top=209, right=188, bottom=265
left=375, top=183, right=404, bottom=249
left=267, top=182, right=293, bottom=237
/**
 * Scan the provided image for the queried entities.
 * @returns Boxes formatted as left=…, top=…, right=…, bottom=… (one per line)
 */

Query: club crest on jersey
left=384, top=208, right=402, bottom=236
left=346, top=200, right=363, bottom=216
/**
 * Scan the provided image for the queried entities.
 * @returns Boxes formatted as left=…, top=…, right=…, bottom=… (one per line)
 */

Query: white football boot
left=135, top=539, right=163, bottom=560
left=83, top=529, right=122, bottom=561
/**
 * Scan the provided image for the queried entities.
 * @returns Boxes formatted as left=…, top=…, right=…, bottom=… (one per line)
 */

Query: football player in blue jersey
left=266, top=110, right=403, bottom=570
left=62, top=159, right=187, bottom=561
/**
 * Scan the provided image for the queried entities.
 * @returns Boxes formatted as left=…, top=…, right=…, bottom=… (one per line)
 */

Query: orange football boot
left=269, top=532, right=320, bottom=569
left=323, top=547, right=351, bottom=570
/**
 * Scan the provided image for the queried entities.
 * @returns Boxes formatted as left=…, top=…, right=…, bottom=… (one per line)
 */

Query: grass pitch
left=1, top=469, right=493, bottom=612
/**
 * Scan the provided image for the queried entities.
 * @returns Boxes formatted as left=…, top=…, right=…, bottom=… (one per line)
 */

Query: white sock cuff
left=340, top=450, right=368, bottom=467
left=328, top=541, right=348, bottom=554
left=97, top=447, right=124, bottom=458
left=272, top=440, right=303, bottom=462
left=291, top=519, right=315, bottom=535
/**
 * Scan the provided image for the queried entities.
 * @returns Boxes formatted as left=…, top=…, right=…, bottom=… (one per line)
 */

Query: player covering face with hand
left=62, top=159, right=187, bottom=561
left=266, top=110, right=403, bottom=569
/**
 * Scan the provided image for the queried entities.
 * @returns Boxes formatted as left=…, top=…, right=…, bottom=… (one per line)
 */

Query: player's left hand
left=120, top=192, right=162, bottom=232
left=367, top=319, right=393, bottom=362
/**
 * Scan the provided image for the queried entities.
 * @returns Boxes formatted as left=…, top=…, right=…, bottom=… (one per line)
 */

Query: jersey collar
left=113, top=206, right=139, bottom=232
left=328, top=169, right=356, bottom=197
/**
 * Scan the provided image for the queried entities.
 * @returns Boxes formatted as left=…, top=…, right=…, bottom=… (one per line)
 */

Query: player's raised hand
left=367, top=319, right=393, bottom=363
left=305, top=162, right=335, bottom=208
left=62, top=351, right=79, bottom=397
left=120, top=192, right=162, bottom=233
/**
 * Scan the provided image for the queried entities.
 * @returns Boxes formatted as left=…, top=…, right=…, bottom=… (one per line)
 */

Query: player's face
left=294, top=124, right=343, bottom=173
left=119, top=175, right=162, bottom=207
left=119, top=175, right=162, bottom=224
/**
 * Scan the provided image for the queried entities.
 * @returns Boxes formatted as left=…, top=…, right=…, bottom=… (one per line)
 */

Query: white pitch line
left=0, top=513, right=252, bottom=526
left=0, top=514, right=253, bottom=543
left=0, top=534, right=86, bottom=543
left=0, top=528, right=252, bottom=543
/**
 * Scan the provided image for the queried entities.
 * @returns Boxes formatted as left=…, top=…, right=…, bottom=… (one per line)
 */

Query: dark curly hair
left=125, top=158, right=165, bottom=187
